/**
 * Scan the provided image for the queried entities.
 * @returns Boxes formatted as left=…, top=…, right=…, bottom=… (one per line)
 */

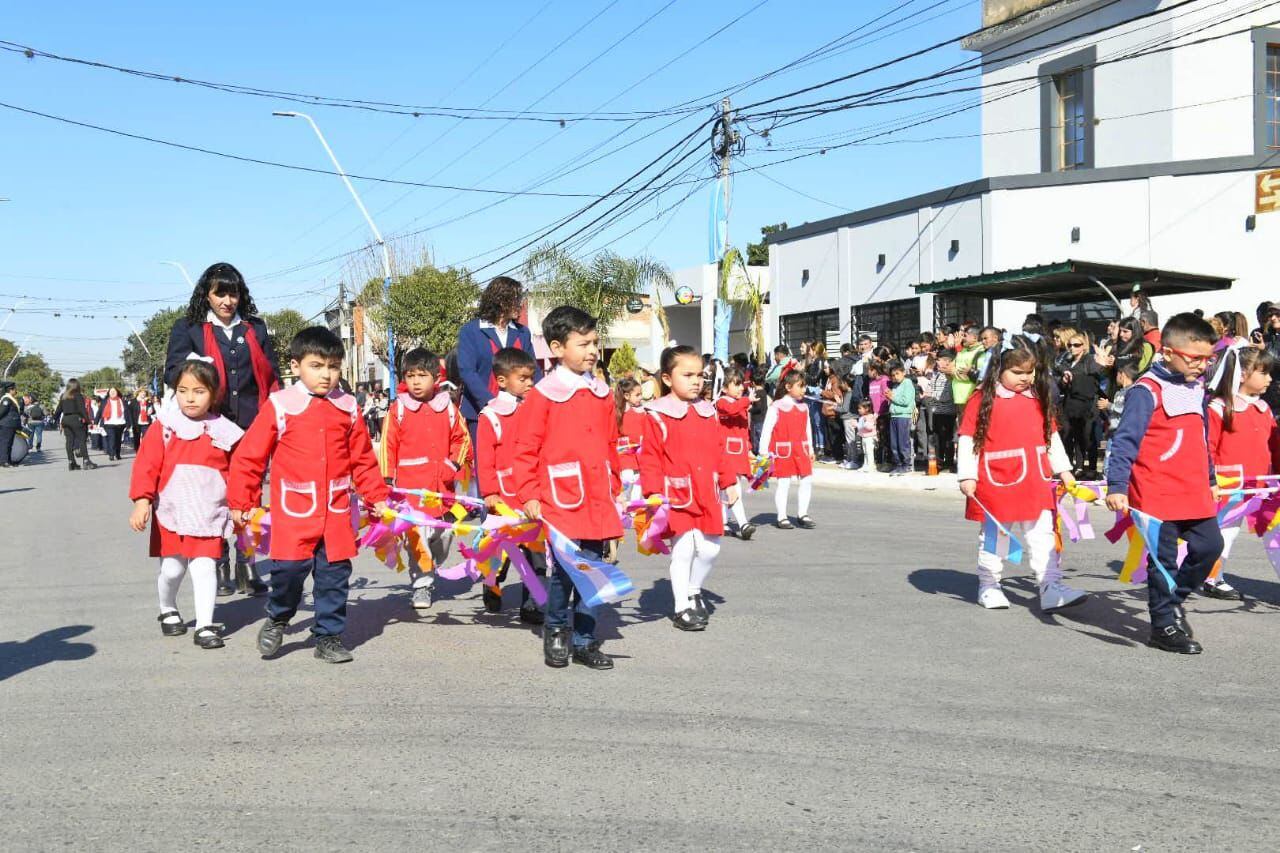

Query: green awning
left=913, top=260, right=1232, bottom=304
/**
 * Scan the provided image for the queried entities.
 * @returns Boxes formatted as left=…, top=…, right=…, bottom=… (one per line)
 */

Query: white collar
left=157, top=398, right=244, bottom=450
left=535, top=366, right=610, bottom=403
left=646, top=394, right=716, bottom=419
left=484, top=390, right=520, bottom=417
left=206, top=310, right=242, bottom=331
left=478, top=319, right=507, bottom=330
left=995, top=384, right=1035, bottom=399
left=773, top=395, right=804, bottom=413
left=398, top=389, right=453, bottom=413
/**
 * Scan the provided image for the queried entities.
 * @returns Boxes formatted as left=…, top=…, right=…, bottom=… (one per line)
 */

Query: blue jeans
left=806, top=392, right=825, bottom=452
left=1147, top=516, right=1223, bottom=629
left=889, top=417, right=912, bottom=467
left=267, top=541, right=353, bottom=637
left=546, top=539, right=604, bottom=649
left=28, top=423, right=43, bottom=449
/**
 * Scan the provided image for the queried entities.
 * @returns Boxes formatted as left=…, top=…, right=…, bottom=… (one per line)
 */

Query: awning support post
left=1088, top=276, right=1124, bottom=312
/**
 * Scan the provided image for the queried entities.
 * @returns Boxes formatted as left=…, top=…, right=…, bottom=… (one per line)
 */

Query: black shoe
left=1148, top=624, right=1202, bottom=655
left=158, top=610, right=186, bottom=637
left=1173, top=605, right=1194, bottom=640
left=193, top=626, right=224, bottom=649
left=572, top=642, right=614, bottom=670
left=82, top=461, right=98, bottom=470
left=775, top=518, right=794, bottom=530
left=739, top=523, right=756, bottom=541
left=215, top=562, right=235, bottom=597
left=543, top=626, right=571, bottom=668
left=482, top=585, right=503, bottom=613
left=692, top=594, right=709, bottom=622
left=256, top=619, right=288, bottom=658
left=672, top=609, right=706, bottom=632
left=519, top=602, right=545, bottom=625
left=314, top=634, right=353, bottom=663
left=234, top=561, right=251, bottom=595
left=1199, top=582, right=1243, bottom=601
left=68, top=462, right=80, bottom=471
left=797, top=515, right=817, bottom=529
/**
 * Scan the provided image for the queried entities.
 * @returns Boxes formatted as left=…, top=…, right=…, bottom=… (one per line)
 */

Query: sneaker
left=1040, top=580, right=1089, bottom=612
left=314, top=634, right=354, bottom=663
left=739, top=522, right=756, bottom=541
left=1148, top=624, right=1202, bottom=654
left=411, top=585, right=434, bottom=610
left=518, top=601, right=545, bottom=624
left=572, top=642, right=614, bottom=670
left=672, top=609, right=706, bottom=631
left=543, top=626, right=571, bottom=668
left=1199, top=581, right=1243, bottom=601
left=256, top=619, right=288, bottom=658
left=978, top=586, right=1010, bottom=610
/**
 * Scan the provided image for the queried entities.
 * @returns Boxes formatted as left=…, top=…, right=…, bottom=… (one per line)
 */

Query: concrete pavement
left=3, top=445, right=1280, bottom=851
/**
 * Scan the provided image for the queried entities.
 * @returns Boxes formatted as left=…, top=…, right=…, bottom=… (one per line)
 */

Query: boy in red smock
left=229, top=327, right=389, bottom=664
left=715, top=366, right=756, bottom=539
left=1107, top=313, right=1223, bottom=655
left=384, top=347, right=470, bottom=611
left=477, top=346, right=543, bottom=622
left=512, top=306, right=622, bottom=671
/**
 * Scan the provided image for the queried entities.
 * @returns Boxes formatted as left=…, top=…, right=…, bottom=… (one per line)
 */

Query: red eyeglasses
left=1163, top=346, right=1211, bottom=366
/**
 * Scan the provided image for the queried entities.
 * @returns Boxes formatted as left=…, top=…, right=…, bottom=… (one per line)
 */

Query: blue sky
left=0, top=0, right=982, bottom=375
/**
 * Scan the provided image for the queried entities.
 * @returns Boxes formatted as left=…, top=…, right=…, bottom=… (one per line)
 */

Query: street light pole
left=3, top=335, right=31, bottom=377
left=273, top=111, right=396, bottom=397
left=160, top=260, right=195, bottom=289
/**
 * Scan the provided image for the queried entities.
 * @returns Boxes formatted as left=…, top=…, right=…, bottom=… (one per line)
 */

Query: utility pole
left=711, top=97, right=739, bottom=363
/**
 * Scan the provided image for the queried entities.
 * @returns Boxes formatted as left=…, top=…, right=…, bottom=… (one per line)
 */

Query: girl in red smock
left=639, top=346, right=739, bottom=631
left=1202, top=345, right=1278, bottom=599
left=128, top=358, right=243, bottom=649
left=716, top=367, right=757, bottom=540
left=759, top=370, right=815, bottom=530
left=957, top=346, right=1087, bottom=613
left=614, top=377, right=645, bottom=501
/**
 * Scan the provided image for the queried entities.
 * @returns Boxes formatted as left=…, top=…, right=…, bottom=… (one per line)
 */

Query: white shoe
left=1040, top=580, right=1088, bottom=611
left=978, top=586, right=1010, bottom=609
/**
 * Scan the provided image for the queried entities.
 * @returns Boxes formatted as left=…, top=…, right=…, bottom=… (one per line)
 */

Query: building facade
left=768, top=0, right=1280, bottom=345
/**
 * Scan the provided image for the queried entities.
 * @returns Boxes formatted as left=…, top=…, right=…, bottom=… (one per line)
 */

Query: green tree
left=608, top=341, right=639, bottom=377
left=78, top=366, right=126, bottom=392
left=120, top=307, right=183, bottom=387
left=358, top=262, right=480, bottom=361
left=0, top=340, right=63, bottom=404
left=262, top=309, right=308, bottom=373
left=746, top=222, right=788, bottom=267
left=523, top=244, right=673, bottom=338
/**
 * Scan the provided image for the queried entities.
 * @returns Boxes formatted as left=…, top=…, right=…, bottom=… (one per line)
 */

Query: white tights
left=157, top=556, right=217, bottom=629
left=975, top=510, right=1059, bottom=590
left=669, top=529, right=721, bottom=612
left=774, top=475, right=813, bottom=520
left=724, top=475, right=749, bottom=527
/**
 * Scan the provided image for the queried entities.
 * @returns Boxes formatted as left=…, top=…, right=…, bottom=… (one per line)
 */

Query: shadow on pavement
left=0, top=486, right=35, bottom=496
left=0, top=625, right=95, bottom=681
left=907, top=568, right=977, bottom=604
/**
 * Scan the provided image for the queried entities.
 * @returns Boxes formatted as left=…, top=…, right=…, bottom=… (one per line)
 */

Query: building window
left=779, top=309, right=838, bottom=356
left=1039, top=46, right=1095, bottom=173
left=1268, top=46, right=1280, bottom=148
left=853, top=298, right=921, bottom=350
left=933, top=294, right=986, bottom=330
left=1036, top=299, right=1115, bottom=343
left=1255, top=30, right=1280, bottom=153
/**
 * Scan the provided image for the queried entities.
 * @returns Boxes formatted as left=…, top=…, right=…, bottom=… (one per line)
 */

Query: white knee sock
left=775, top=477, right=792, bottom=520
left=797, top=476, right=813, bottom=517
left=729, top=476, right=748, bottom=527
left=157, top=557, right=187, bottom=618
left=669, top=530, right=698, bottom=611
left=187, top=557, right=217, bottom=628
left=688, top=531, right=721, bottom=596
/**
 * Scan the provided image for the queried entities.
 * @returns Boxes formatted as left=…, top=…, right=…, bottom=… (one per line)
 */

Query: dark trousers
left=62, top=424, right=88, bottom=463
left=931, top=412, right=957, bottom=469
left=104, top=424, right=124, bottom=459
left=1062, top=413, right=1097, bottom=472
left=0, top=426, right=14, bottom=465
left=1147, top=516, right=1223, bottom=629
left=546, top=539, right=604, bottom=649
left=267, top=541, right=352, bottom=637
left=889, top=417, right=912, bottom=467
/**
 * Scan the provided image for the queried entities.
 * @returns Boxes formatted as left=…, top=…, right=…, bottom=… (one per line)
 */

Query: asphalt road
left=4, top=445, right=1280, bottom=852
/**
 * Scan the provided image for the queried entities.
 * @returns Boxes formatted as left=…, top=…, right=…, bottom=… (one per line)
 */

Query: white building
left=767, top=0, right=1280, bottom=348
left=655, top=263, right=773, bottom=361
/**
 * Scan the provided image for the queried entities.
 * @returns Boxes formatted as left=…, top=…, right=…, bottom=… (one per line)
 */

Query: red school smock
left=1127, top=373, right=1215, bottom=521
left=639, top=395, right=737, bottom=536
left=617, top=407, right=646, bottom=473
left=958, top=387, right=1058, bottom=524
left=1209, top=396, right=1275, bottom=484
left=477, top=391, right=522, bottom=500
left=511, top=367, right=623, bottom=542
left=715, top=394, right=752, bottom=478
left=762, top=396, right=813, bottom=478
left=129, top=406, right=244, bottom=560
left=228, top=382, right=388, bottom=562
left=385, top=390, right=469, bottom=517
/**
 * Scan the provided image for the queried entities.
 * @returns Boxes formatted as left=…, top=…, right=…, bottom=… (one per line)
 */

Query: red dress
left=129, top=410, right=244, bottom=559
left=1128, top=374, right=1215, bottom=521
left=639, top=395, right=737, bottom=536
left=1209, top=397, right=1275, bottom=485
left=715, top=395, right=752, bottom=477
left=764, top=397, right=813, bottom=478
left=384, top=390, right=469, bottom=517
left=228, top=383, right=388, bottom=561
left=958, top=389, right=1057, bottom=524
left=478, top=392, right=522, bottom=500
left=617, top=408, right=646, bottom=474
left=511, top=367, right=623, bottom=541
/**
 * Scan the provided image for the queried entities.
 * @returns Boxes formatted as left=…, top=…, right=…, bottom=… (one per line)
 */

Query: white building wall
left=770, top=232, right=840, bottom=316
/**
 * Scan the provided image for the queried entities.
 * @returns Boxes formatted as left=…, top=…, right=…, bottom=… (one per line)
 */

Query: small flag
left=973, top=497, right=1023, bottom=565
left=544, top=522, right=634, bottom=607
left=1128, top=509, right=1176, bottom=593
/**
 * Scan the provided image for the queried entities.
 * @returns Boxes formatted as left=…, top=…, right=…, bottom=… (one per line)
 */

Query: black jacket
left=0, top=394, right=20, bottom=428
left=165, top=316, right=281, bottom=431
left=54, top=396, right=89, bottom=429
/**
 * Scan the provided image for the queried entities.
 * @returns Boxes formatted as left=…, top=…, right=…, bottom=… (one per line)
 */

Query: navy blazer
left=165, top=316, right=281, bottom=431
left=455, top=319, right=539, bottom=421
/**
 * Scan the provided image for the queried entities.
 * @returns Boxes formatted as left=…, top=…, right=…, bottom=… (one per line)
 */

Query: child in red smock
left=614, top=377, right=646, bottom=501
left=957, top=346, right=1086, bottom=613
left=715, top=366, right=756, bottom=540
left=759, top=370, right=815, bottom=529
left=384, top=347, right=470, bottom=611
left=1202, top=345, right=1278, bottom=599
left=640, top=346, right=740, bottom=631
left=129, top=358, right=243, bottom=649
left=229, top=327, right=388, bottom=665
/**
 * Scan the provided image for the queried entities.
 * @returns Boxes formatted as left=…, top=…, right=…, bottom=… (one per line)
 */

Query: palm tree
left=523, top=244, right=674, bottom=338
left=721, top=247, right=767, bottom=363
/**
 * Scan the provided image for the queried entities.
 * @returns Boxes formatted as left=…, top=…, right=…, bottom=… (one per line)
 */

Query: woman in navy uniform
left=165, top=262, right=281, bottom=596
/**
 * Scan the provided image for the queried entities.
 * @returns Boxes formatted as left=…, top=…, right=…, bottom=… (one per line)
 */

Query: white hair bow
left=186, top=353, right=215, bottom=364
left=1207, top=338, right=1250, bottom=394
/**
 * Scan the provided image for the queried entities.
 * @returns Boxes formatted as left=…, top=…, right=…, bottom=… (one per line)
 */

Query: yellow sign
left=1256, top=169, right=1280, bottom=213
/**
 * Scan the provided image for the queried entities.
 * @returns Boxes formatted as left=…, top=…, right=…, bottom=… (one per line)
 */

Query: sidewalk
left=808, top=460, right=960, bottom=494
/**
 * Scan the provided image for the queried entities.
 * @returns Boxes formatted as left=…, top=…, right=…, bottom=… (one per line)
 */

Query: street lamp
left=272, top=110, right=396, bottom=397
left=160, top=260, right=195, bottom=288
